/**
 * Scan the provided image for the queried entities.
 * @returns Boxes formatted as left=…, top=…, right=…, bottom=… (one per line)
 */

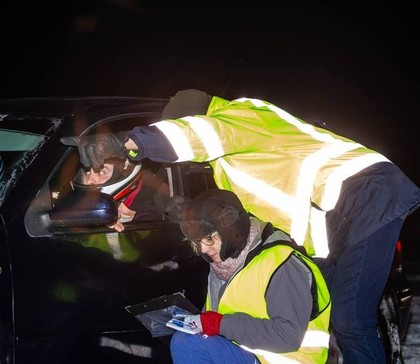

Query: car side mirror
left=49, top=190, right=119, bottom=228
left=25, top=187, right=119, bottom=237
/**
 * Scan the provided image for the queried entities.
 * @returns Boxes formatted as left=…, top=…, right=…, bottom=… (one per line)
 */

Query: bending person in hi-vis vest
left=166, top=189, right=331, bottom=364
left=62, top=89, right=420, bottom=363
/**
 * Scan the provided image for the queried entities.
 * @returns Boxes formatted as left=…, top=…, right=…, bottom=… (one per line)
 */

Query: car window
left=23, top=112, right=218, bottom=238
left=49, top=156, right=217, bottom=229
left=0, top=118, right=62, bottom=206
left=49, top=152, right=172, bottom=220
left=48, top=112, right=218, bottom=230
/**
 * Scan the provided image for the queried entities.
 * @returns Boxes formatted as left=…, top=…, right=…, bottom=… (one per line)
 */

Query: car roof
left=0, top=96, right=169, bottom=118
left=0, top=96, right=170, bottom=207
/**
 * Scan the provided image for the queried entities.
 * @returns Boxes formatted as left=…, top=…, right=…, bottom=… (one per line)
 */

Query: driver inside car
left=71, top=157, right=162, bottom=231
left=51, top=155, right=168, bottom=261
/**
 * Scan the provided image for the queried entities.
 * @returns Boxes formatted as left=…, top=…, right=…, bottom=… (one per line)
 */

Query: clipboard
left=125, top=292, right=200, bottom=337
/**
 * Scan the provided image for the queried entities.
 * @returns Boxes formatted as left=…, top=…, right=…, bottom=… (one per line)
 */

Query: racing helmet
left=71, top=158, right=142, bottom=202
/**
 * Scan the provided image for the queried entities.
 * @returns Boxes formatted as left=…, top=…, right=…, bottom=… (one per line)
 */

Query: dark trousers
left=316, top=217, right=404, bottom=363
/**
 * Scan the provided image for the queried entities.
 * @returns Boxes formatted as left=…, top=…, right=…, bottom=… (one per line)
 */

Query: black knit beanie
left=161, top=89, right=212, bottom=119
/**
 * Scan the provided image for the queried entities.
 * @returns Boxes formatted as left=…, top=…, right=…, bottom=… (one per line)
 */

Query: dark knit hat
left=161, top=89, right=212, bottom=119
left=180, top=189, right=250, bottom=261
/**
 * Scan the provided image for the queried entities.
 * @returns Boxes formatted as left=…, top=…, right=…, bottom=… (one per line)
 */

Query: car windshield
left=0, top=118, right=61, bottom=206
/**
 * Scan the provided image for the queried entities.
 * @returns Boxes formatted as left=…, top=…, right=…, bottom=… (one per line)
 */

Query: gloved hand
left=199, top=311, right=223, bottom=336
left=61, top=131, right=128, bottom=170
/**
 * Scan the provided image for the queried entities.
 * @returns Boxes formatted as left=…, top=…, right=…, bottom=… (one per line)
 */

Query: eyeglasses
left=186, top=231, right=219, bottom=252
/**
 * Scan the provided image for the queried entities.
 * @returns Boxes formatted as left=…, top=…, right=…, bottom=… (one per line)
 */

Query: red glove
left=200, top=311, right=223, bottom=336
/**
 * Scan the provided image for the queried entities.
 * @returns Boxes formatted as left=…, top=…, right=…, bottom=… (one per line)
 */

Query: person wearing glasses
left=165, top=188, right=331, bottom=364
left=61, top=89, right=420, bottom=363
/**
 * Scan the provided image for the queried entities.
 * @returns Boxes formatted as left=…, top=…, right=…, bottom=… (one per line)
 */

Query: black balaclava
left=179, top=189, right=250, bottom=262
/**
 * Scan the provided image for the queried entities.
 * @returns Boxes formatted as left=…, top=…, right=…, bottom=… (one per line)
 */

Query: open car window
left=42, top=158, right=218, bottom=237
left=47, top=156, right=217, bottom=233
left=23, top=111, right=218, bottom=237
left=0, top=118, right=62, bottom=206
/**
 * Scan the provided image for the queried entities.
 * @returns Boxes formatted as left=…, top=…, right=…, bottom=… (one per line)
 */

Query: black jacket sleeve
left=127, top=125, right=178, bottom=163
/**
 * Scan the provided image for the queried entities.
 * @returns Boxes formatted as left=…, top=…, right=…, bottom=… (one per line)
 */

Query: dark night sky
left=2, top=1, right=420, bottom=256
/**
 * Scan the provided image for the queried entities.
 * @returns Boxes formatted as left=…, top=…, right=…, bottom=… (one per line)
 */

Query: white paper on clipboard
left=125, top=292, right=200, bottom=337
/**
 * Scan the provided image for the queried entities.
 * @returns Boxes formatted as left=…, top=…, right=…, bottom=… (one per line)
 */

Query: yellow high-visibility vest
left=205, top=244, right=331, bottom=364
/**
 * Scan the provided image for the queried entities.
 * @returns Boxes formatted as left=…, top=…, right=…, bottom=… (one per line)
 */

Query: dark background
left=1, top=1, right=419, bottom=262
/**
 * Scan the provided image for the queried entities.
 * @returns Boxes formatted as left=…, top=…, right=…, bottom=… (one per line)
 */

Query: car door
left=21, top=153, right=212, bottom=363
left=3, top=107, right=212, bottom=363
left=0, top=213, right=13, bottom=364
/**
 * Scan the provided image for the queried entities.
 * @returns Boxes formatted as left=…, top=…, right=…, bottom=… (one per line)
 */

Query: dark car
left=0, top=97, right=217, bottom=364
left=0, top=97, right=412, bottom=364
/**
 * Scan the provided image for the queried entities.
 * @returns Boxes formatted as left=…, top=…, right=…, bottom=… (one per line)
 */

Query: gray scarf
left=210, top=219, right=262, bottom=281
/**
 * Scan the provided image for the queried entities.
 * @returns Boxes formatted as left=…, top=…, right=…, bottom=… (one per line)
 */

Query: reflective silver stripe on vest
left=310, top=207, right=329, bottom=258
left=181, top=116, right=225, bottom=160
left=240, top=330, right=329, bottom=363
left=320, top=153, right=390, bottom=210
left=218, top=158, right=294, bottom=212
left=153, top=116, right=224, bottom=162
left=152, top=121, right=195, bottom=160
left=301, top=330, right=330, bottom=348
left=288, top=140, right=364, bottom=247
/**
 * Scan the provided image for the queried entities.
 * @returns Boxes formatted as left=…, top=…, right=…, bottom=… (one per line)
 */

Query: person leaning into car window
left=71, top=157, right=162, bottom=231
left=61, top=89, right=420, bottom=363
left=165, top=188, right=331, bottom=364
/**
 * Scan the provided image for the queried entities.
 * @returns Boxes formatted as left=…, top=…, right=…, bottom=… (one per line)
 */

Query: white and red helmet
left=71, top=158, right=142, bottom=202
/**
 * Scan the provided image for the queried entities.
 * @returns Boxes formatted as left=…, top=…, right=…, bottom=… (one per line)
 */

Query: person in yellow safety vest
left=62, top=89, right=420, bottom=363
left=166, top=188, right=331, bottom=364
